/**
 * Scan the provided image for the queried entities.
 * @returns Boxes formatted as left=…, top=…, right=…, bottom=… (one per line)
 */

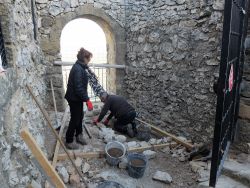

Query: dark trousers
left=66, top=101, right=83, bottom=143
left=114, top=111, right=136, bottom=133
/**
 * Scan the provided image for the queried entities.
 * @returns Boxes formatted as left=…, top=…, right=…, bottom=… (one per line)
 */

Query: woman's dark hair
left=77, top=48, right=93, bottom=62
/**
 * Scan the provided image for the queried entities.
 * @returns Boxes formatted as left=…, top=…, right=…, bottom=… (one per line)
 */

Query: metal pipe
left=54, top=61, right=126, bottom=69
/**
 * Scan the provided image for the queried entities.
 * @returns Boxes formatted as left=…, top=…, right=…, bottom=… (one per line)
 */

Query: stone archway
left=40, top=4, right=126, bottom=111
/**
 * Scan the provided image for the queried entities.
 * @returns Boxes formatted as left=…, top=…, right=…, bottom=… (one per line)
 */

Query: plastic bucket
left=127, top=153, right=147, bottom=178
left=97, top=181, right=125, bottom=188
left=105, top=141, right=126, bottom=166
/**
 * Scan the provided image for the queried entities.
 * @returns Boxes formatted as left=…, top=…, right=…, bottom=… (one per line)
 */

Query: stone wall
left=0, top=0, right=48, bottom=187
left=125, top=0, right=224, bottom=142
left=34, top=0, right=225, bottom=143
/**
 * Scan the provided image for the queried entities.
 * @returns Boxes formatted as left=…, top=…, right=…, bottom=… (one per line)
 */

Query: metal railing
left=0, top=21, right=7, bottom=68
left=62, top=65, right=108, bottom=102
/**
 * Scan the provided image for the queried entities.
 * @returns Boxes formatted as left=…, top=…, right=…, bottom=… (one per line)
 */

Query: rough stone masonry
left=125, top=0, right=224, bottom=142
left=36, top=0, right=224, bottom=143
left=0, top=0, right=49, bottom=187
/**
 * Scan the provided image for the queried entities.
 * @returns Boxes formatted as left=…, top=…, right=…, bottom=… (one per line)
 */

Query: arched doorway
left=60, top=18, right=107, bottom=101
left=40, top=5, right=126, bottom=111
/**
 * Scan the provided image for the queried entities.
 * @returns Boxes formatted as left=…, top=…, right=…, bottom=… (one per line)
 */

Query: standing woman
left=65, top=48, right=93, bottom=149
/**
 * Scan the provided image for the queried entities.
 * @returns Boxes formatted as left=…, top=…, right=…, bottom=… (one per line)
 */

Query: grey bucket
left=97, top=181, right=125, bottom=188
left=127, top=153, right=147, bottom=178
left=105, top=141, right=126, bottom=166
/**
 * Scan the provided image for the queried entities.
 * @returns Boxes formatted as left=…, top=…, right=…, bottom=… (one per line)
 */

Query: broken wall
left=125, top=0, right=224, bottom=142
left=0, top=0, right=49, bottom=187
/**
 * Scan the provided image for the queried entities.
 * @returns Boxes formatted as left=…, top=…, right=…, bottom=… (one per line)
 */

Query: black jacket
left=65, top=60, right=89, bottom=102
left=98, top=95, right=135, bottom=122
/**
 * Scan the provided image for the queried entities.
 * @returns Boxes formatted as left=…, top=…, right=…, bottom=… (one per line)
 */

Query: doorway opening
left=60, top=18, right=107, bottom=101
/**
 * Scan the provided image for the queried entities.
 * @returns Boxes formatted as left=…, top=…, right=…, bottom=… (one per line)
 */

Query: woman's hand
left=86, top=100, right=93, bottom=111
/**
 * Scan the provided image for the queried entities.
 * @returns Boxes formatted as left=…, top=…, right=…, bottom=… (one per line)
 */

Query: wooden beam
left=135, top=118, right=194, bottom=150
left=52, top=106, right=69, bottom=167
left=57, top=150, right=105, bottom=160
left=20, top=127, right=66, bottom=188
left=128, top=142, right=179, bottom=152
left=50, top=79, right=60, bottom=128
left=56, top=142, right=182, bottom=161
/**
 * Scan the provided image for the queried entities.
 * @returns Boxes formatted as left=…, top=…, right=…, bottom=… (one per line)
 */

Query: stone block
left=213, top=0, right=224, bottom=10
left=153, top=170, right=172, bottom=184
left=28, top=180, right=42, bottom=188
left=149, top=138, right=157, bottom=145
left=127, top=141, right=137, bottom=148
left=75, top=157, right=83, bottom=167
left=118, top=158, right=128, bottom=169
left=69, top=174, right=80, bottom=186
left=143, top=150, right=156, bottom=160
left=189, top=161, right=206, bottom=173
left=36, top=0, right=48, bottom=4
left=139, top=141, right=150, bottom=147
left=41, top=16, right=54, bottom=28
left=82, top=162, right=90, bottom=174
left=239, top=103, right=250, bottom=120
left=222, top=160, right=250, bottom=187
left=199, top=175, right=248, bottom=188
left=57, top=166, right=69, bottom=183
left=115, top=135, right=127, bottom=143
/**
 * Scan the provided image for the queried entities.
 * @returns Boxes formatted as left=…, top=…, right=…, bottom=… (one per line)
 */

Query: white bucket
left=105, top=141, right=126, bottom=166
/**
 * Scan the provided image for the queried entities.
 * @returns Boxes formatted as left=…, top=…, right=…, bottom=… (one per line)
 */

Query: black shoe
left=76, top=134, right=87, bottom=145
left=127, top=124, right=135, bottom=138
left=65, top=142, right=79, bottom=150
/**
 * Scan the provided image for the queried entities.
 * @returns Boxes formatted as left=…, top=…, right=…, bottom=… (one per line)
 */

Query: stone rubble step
left=152, top=170, right=173, bottom=184
left=198, top=175, right=248, bottom=188
left=222, top=160, right=250, bottom=187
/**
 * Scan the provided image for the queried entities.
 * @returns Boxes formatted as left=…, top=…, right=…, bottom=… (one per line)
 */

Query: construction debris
left=74, top=157, right=83, bottom=167
left=56, top=166, right=69, bottom=183
left=28, top=179, right=42, bottom=188
left=69, top=174, right=81, bottom=187
left=118, top=158, right=128, bottom=169
left=153, top=170, right=173, bottom=184
left=82, top=162, right=91, bottom=174
left=143, top=150, right=157, bottom=160
left=36, top=102, right=200, bottom=187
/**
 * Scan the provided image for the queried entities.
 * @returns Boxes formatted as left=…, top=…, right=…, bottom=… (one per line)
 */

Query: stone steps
left=198, top=157, right=250, bottom=188
left=222, top=160, right=250, bottom=187
left=198, top=175, right=248, bottom=188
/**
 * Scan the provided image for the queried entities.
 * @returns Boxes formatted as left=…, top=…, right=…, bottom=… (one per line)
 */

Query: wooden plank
left=50, top=79, right=60, bottom=128
left=52, top=106, right=69, bottom=167
left=57, top=150, right=105, bottom=160
left=20, top=127, right=66, bottom=188
left=128, top=142, right=179, bottom=153
left=56, top=142, right=184, bottom=161
left=26, top=85, right=87, bottom=187
left=135, top=118, right=194, bottom=150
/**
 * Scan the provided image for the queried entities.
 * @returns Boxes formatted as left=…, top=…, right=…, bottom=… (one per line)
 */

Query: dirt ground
left=45, top=109, right=198, bottom=188
left=84, top=151, right=197, bottom=188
